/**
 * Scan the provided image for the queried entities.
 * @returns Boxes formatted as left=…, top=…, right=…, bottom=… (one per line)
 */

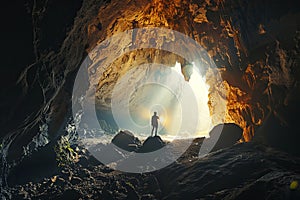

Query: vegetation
left=54, top=136, right=78, bottom=167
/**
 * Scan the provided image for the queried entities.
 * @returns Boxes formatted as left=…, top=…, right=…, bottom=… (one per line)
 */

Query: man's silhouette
left=151, top=112, right=159, bottom=136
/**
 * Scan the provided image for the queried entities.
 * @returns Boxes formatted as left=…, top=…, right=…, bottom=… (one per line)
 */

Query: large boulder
left=137, top=136, right=166, bottom=153
left=206, top=123, right=243, bottom=152
left=112, top=130, right=142, bottom=152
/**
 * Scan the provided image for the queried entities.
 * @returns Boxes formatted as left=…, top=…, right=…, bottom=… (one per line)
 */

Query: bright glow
left=172, top=62, right=212, bottom=137
left=159, top=116, right=164, bottom=123
left=109, top=62, right=213, bottom=140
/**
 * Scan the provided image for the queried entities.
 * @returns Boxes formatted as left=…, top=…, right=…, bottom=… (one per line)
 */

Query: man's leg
left=155, top=125, right=158, bottom=136
left=151, top=126, right=154, bottom=136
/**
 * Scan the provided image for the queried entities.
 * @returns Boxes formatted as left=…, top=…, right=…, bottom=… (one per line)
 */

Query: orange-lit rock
left=83, top=0, right=297, bottom=141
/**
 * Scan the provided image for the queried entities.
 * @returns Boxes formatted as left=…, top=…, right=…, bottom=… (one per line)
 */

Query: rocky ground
left=2, top=128, right=300, bottom=200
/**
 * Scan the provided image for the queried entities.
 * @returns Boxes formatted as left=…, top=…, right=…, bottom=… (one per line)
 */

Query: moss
left=54, top=136, right=78, bottom=167
left=125, top=181, right=135, bottom=189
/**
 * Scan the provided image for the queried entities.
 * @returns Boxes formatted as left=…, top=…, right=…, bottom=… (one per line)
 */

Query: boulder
left=208, top=123, right=243, bottom=152
left=112, top=130, right=142, bottom=152
left=137, top=136, right=165, bottom=153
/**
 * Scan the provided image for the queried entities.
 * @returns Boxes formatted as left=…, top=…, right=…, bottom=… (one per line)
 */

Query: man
left=151, top=112, right=159, bottom=136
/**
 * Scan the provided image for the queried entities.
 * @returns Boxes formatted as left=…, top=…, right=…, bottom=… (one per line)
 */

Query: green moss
left=125, top=181, right=135, bottom=189
left=54, top=136, right=78, bottom=167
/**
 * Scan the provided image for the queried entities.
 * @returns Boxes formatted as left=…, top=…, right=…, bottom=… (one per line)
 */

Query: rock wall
left=86, top=0, right=299, bottom=141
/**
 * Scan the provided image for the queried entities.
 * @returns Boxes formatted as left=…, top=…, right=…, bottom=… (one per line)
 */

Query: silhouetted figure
left=151, top=112, right=159, bottom=136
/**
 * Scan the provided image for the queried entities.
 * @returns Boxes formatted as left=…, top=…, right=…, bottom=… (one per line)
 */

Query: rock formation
left=1, top=0, right=299, bottom=198
left=138, top=136, right=166, bottom=153
left=208, top=123, right=243, bottom=152
left=112, top=130, right=142, bottom=152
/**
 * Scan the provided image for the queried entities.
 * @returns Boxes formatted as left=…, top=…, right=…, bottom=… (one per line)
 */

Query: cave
left=1, top=0, right=300, bottom=199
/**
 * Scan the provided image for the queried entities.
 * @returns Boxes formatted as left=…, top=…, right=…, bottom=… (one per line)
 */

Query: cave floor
left=3, top=141, right=300, bottom=200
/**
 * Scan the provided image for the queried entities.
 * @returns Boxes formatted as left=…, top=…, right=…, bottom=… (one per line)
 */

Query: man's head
left=154, top=112, right=157, bottom=116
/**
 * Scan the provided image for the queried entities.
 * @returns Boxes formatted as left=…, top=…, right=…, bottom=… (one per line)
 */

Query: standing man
left=151, top=112, right=159, bottom=136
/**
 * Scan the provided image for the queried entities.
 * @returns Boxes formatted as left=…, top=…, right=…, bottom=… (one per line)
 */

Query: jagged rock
left=137, top=136, right=166, bottom=153
left=112, top=130, right=142, bottom=152
left=157, top=142, right=300, bottom=200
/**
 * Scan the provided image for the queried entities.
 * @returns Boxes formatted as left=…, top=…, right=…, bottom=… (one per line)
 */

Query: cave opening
left=95, top=61, right=220, bottom=141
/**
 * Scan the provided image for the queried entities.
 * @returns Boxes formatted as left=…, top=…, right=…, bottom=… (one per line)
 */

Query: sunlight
left=109, top=62, right=213, bottom=140
left=171, top=62, right=212, bottom=137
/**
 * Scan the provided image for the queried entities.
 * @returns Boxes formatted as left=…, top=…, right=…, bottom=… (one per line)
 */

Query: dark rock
left=137, top=136, right=165, bottom=153
left=70, top=176, right=82, bottom=185
left=78, top=168, right=91, bottom=178
left=102, top=188, right=114, bottom=200
left=95, top=173, right=109, bottom=182
left=141, top=194, right=156, bottom=200
left=112, top=130, right=142, bottom=152
left=207, top=123, right=243, bottom=152
left=102, top=166, right=114, bottom=173
left=57, top=188, right=82, bottom=200
left=144, top=175, right=161, bottom=195
left=157, top=142, right=300, bottom=200
left=55, top=177, right=66, bottom=187
left=87, top=155, right=102, bottom=166
left=16, top=187, right=29, bottom=200
left=60, top=169, right=72, bottom=181
left=178, top=137, right=205, bottom=162
left=255, top=112, right=300, bottom=155
left=124, top=182, right=139, bottom=200
left=78, top=155, right=89, bottom=167
left=7, top=142, right=58, bottom=186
